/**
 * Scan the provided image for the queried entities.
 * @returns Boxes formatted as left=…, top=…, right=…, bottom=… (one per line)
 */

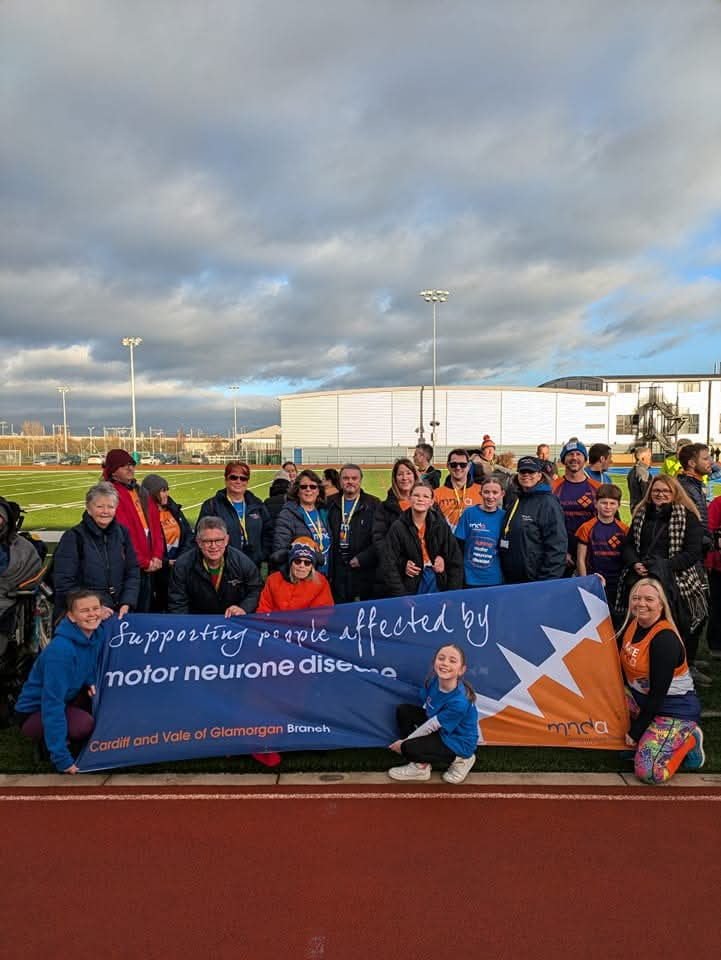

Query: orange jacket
left=256, top=571, right=334, bottom=613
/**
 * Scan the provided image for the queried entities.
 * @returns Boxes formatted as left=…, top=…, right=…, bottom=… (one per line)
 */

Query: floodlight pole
left=419, top=290, right=449, bottom=446
left=57, top=386, right=70, bottom=453
left=121, top=337, right=143, bottom=456
left=229, top=386, right=240, bottom=454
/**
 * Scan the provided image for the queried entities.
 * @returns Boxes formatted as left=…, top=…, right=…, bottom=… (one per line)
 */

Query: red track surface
left=3, top=784, right=719, bottom=960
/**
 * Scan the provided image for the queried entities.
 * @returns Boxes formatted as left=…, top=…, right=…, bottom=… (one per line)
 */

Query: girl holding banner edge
left=618, top=578, right=705, bottom=784
left=388, top=643, right=478, bottom=784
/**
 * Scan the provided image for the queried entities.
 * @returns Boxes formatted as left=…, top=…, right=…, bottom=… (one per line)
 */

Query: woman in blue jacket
left=15, top=589, right=104, bottom=773
left=53, top=482, right=140, bottom=619
left=198, top=461, right=271, bottom=569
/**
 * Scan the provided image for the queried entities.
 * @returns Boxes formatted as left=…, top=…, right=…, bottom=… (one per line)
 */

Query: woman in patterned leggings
left=618, top=578, right=705, bottom=784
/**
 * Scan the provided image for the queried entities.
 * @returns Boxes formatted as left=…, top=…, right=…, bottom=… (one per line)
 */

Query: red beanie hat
left=103, top=448, right=134, bottom=479
left=481, top=434, right=496, bottom=451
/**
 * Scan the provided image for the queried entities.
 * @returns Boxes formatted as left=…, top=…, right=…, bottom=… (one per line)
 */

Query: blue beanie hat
left=559, top=439, right=588, bottom=463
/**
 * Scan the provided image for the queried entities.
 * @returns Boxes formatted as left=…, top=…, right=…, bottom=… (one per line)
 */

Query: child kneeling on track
left=388, top=643, right=479, bottom=784
left=14, top=588, right=103, bottom=774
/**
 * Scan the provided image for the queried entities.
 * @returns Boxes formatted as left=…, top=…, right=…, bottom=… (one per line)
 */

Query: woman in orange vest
left=618, top=578, right=704, bottom=784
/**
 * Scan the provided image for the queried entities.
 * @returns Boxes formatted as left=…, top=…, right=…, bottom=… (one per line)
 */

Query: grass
left=1, top=464, right=718, bottom=776
left=0, top=465, right=395, bottom=530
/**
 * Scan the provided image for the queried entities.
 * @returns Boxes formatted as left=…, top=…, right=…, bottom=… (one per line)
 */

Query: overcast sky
left=2, top=0, right=721, bottom=438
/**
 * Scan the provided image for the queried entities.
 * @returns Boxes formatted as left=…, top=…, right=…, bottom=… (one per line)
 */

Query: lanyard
left=503, top=499, right=520, bottom=537
left=302, top=508, right=327, bottom=548
left=453, top=482, right=467, bottom=520
left=342, top=497, right=360, bottom=527
left=203, top=557, right=224, bottom=592
left=233, top=500, right=247, bottom=541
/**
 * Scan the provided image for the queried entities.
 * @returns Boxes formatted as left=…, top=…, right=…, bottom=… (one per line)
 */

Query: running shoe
left=442, top=754, right=477, bottom=784
left=682, top=727, right=705, bottom=770
left=388, top=762, right=431, bottom=781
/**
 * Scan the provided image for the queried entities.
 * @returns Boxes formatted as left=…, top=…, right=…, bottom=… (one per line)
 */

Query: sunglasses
left=448, top=461, right=469, bottom=469
left=227, top=474, right=249, bottom=481
left=291, top=558, right=313, bottom=566
left=299, top=483, right=319, bottom=490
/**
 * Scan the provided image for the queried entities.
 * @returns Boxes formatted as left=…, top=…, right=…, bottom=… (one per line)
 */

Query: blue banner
left=77, top=577, right=628, bottom=771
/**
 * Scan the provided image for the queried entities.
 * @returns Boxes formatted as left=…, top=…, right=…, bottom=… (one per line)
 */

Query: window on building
left=682, top=414, right=700, bottom=432
left=679, top=382, right=701, bottom=393
left=616, top=415, right=637, bottom=434
left=585, top=401, right=605, bottom=407
left=617, top=382, right=639, bottom=393
left=585, top=423, right=606, bottom=430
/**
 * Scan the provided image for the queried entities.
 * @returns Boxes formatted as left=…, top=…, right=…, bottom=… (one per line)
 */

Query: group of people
left=4, top=434, right=720, bottom=785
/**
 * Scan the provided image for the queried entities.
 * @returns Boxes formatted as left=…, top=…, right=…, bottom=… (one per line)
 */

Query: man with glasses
left=433, top=449, right=483, bottom=533
left=168, top=517, right=262, bottom=617
left=325, top=464, right=380, bottom=603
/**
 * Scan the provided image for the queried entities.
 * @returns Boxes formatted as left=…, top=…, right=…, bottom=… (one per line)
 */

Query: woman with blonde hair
left=617, top=578, right=704, bottom=784
left=617, top=474, right=708, bottom=682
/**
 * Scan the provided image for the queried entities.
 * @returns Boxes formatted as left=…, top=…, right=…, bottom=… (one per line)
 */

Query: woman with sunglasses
left=257, top=537, right=333, bottom=612
left=198, top=461, right=271, bottom=569
left=381, top=481, right=463, bottom=596
left=272, top=469, right=331, bottom=574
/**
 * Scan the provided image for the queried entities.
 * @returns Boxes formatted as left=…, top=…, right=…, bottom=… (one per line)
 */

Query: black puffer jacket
left=53, top=513, right=140, bottom=614
left=168, top=545, right=262, bottom=615
left=380, top=508, right=463, bottom=597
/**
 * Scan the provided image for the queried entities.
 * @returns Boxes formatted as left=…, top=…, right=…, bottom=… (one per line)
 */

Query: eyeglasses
left=291, top=558, right=312, bottom=566
left=198, top=538, right=226, bottom=546
left=227, top=474, right=249, bottom=481
left=448, top=461, right=469, bottom=469
left=299, top=483, right=319, bottom=490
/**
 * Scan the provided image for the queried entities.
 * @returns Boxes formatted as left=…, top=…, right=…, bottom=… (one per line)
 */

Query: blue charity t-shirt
left=454, top=505, right=506, bottom=586
left=421, top=675, right=479, bottom=759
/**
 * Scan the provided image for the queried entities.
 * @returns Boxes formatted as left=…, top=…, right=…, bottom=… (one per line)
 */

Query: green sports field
left=0, top=465, right=643, bottom=532
left=0, top=466, right=395, bottom=532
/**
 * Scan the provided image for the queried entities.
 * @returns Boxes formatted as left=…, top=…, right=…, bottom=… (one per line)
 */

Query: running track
left=3, top=783, right=719, bottom=960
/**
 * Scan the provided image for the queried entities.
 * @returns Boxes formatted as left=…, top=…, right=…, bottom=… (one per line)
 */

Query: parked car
left=190, top=453, right=208, bottom=464
left=59, top=454, right=82, bottom=465
left=140, top=454, right=161, bottom=465
left=160, top=454, right=178, bottom=465
left=33, top=453, right=61, bottom=465
left=87, top=455, right=103, bottom=465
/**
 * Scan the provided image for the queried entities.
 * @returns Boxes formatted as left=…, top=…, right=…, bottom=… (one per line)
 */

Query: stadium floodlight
left=228, top=386, right=240, bottom=454
left=57, top=386, right=70, bottom=453
left=419, top=290, right=449, bottom=446
left=121, top=337, right=143, bottom=456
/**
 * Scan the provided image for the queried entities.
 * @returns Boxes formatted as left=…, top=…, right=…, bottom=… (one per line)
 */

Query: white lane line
left=1, top=791, right=720, bottom=803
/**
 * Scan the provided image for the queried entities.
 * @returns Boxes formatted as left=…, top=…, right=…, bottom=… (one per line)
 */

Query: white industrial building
left=279, top=375, right=721, bottom=463
left=279, top=385, right=613, bottom=463
left=541, top=375, right=721, bottom=452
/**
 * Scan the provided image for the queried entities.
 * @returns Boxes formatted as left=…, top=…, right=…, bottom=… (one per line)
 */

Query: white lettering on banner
left=109, top=620, right=249, bottom=657
left=338, top=603, right=454, bottom=658
left=461, top=601, right=490, bottom=648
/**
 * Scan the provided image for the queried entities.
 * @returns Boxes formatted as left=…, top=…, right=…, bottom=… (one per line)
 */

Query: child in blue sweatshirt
left=15, top=589, right=104, bottom=773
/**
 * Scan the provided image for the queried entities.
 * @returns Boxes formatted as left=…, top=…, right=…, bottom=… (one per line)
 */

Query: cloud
left=1, top=0, right=721, bottom=432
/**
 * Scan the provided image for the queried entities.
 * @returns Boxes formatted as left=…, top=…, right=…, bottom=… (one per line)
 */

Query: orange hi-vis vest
left=620, top=618, right=693, bottom=697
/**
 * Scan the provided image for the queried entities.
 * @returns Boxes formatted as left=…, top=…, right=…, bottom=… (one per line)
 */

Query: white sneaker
left=388, top=762, right=431, bottom=781
left=442, top=754, right=476, bottom=784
